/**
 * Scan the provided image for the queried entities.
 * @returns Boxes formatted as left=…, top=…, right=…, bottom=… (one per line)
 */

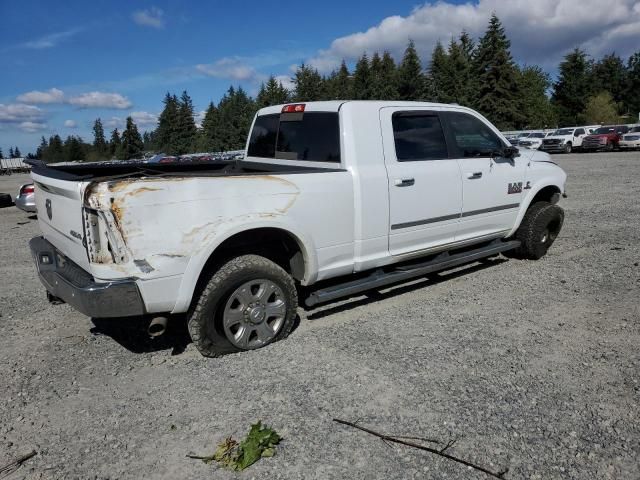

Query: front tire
left=564, top=142, right=572, bottom=153
left=509, top=201, right=564, bottom=260
left=188, top=255, right=298, bottom=357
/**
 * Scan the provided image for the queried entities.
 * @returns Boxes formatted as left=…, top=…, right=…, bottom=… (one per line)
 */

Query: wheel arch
left=172, top=222, right=317, bottom=314
left=509, top=183, right=562, bottom=237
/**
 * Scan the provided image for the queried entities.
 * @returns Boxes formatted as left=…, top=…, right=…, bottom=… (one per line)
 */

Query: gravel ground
left=1, top=152, right=639, bottom=480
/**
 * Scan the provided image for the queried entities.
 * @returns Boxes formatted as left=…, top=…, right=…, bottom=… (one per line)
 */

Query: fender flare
left=507, top=181, right=562, bottom=237
left=171, top=219, right=317, bottom=314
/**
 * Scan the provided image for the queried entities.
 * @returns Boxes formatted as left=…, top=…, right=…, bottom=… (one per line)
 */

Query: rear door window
left=391, top=112, right=449, bottom=161
left=247, top=112, right=341, bottom=163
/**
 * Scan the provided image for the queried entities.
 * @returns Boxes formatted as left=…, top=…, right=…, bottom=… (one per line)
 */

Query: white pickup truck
left=29, top=101, right=567, bottom=357
left=539, top=126, right=592, bottom=153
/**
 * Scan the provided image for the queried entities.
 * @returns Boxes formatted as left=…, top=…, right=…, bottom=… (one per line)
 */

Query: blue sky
left=1, top=0, right=639, bottom=154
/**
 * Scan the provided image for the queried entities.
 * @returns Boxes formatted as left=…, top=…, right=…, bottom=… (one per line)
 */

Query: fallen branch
left=0, top=450, right=37, bottom=479
left=333, top=419, right=507, bottom=479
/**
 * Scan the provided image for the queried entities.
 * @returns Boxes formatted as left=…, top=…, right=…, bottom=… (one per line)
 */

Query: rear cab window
left=391, top=112, right=449, bottom=161
left=247, top=111, right=341, bottom=164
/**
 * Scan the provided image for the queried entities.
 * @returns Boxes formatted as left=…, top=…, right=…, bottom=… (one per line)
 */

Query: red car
left=581, top=125, right=630, bottom=152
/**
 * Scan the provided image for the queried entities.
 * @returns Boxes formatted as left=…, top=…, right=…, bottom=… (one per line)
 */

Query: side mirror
left=502, top=146, right=519, bottom=158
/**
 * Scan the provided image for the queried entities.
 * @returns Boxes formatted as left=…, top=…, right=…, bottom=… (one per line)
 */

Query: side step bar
left=304, top=239, right=520, bottom=307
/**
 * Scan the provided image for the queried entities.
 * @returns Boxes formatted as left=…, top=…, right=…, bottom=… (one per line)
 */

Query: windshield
left=517, top=132, right=530, bottom=137
left=555, top=129, right=573, bottom=135
left=594, top=127, right=616, bottom=134
left=631, top=127, right=640, bottom=133
left=529, top=133, right=545, bottom=138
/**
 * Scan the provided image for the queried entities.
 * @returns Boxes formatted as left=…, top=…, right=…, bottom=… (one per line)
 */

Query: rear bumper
left=29, top=236, right=145, bottom=318
left=15, top=193, right=36, bottom=213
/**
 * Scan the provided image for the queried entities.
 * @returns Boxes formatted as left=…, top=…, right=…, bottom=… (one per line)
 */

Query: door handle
left=467, top=172, right=482, bottom=179
left=394, top=178, right=415, bottom=187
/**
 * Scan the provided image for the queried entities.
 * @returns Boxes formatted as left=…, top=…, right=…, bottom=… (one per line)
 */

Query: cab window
left=445, top=112, right=504, bottom=157
left=391, top=112, right=449, bottom=161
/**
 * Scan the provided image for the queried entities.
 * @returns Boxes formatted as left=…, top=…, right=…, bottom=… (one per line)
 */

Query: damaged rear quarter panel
left=84, top=172, right=355, bottom=300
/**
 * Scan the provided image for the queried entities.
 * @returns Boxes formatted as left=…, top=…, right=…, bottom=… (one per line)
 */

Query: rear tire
left=188, top=255, right=298, bottom=357
left=508, top=201, right=564, bottom=260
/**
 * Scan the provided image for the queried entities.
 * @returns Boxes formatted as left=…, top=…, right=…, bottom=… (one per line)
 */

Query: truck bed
left=29, top=159, right=343, bottom=181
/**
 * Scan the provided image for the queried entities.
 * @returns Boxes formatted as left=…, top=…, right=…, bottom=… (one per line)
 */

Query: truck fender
left=171, top=219, right=318, bottom=314
left=507, top=180, right=563, bottom=237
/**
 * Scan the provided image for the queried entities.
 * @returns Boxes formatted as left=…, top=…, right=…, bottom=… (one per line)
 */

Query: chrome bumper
left=29, top=236, right=145, bottom=318
left=15, top=194, right=36, bottom=213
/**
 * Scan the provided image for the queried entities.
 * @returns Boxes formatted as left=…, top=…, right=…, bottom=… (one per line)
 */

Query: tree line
left=28, top=14, right=640, bottom=161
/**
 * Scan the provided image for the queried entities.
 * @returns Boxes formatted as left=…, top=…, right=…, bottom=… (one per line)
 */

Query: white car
left=517, top=132, right=547, bottom=150
left=29, top=101, right=567, bottom=357
left=540, top=127, right=590, bottom=153
left=619, top=127, right=640, bottom=150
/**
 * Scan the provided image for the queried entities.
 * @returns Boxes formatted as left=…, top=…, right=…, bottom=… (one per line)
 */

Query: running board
left=304, top=239, right=520, bottom=307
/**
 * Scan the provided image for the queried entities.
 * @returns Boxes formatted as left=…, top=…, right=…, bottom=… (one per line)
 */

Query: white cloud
left=64, top=119, right=77, bottom=128
left=194, top=110, right=206, bottom=129
left=17, top=88, right=64, bottom=104
left=274, top=75, right=295, bottom=91
left=132, top=7, right=166, bottom=29
left=306, top=0, right=640, bottom=72
left=0, top=103, right=45, bottom=123
left=104, top=117, right=124, bottom=129
left=196, top=57, right=261, bottom=82
left=68, top=92, right=132, bottom=109
left=130, top=111, right=158, bottom=127
left=19, top=28, right=83, bottom=49
left=19, top=121, right=48, bottom=133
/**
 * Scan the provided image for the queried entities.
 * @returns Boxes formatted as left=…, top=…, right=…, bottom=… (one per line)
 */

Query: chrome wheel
left=222, top=279, right=287, bottom=349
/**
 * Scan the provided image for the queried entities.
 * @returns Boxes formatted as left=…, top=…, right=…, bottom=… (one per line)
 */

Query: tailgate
left=31, top=172, right=90, bottom=271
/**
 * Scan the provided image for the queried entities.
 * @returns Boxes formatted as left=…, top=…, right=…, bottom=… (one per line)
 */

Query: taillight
left=21, top=184, right=34, bottom=195
left=281, top=104, right=305, bottom=113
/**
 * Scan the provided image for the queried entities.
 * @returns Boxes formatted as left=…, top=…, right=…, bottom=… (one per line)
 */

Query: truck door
left=380, top=107, right=462, bottom=256
left=442, top=111, right=528, bottom=242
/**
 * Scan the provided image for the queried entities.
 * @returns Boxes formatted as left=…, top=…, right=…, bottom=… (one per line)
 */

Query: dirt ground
left=1, top=151, right=639, bottom=479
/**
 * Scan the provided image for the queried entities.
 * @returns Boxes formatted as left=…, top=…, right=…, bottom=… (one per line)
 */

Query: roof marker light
left=282, top=104, right=305, bottom=113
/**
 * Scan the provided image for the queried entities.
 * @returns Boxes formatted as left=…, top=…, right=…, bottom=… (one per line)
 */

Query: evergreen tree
left=175, top=90, right=197, bottom=154
left=109, top=128, right=122, bottom=158
left=518, top=66, right=557, bottom=128
left=9, top=147, right=14, bottom=158
left=293, top=64, right=325, bottom=101
left=217, top=86, right=256, bottom=151
left=46, top=135, right=64, bottom=162
left=0, top=147, right=3, bottom=159
left=626, top=51, right=640, bottom=118
left=256, top=76, right=290, bottom=108
left=377, top=52, right=399, bottom=100
left=63, top=136, right=85, bottom=161
left=155, top=93, right=180, bottom=154
left=447, top=34, right=476, bottom=106
left=14, top=146, right=21, bottom=158
left=552, top=48, right=592, bottom=126
left=397, top=40, right=425, bottom=100
left=92, top=118, right=108, bottom=157
left=326, top=60, right=352, bottom=99
left=591, top=53, right=627, bottom=108
left=35, top=136, right=47, bottom=159
left=352, top=53, right=372, bottom=99
left=120, top=117, right=144, bottom=160
left=473, top=14, right=524, bottom=129
left=430, top=41, right=452, bottom=102
left=199, top=102, right=221, bottom=152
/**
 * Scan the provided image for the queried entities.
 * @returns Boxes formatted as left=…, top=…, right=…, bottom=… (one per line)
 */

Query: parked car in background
left=16, top=183, right=36, bottom=213
left=581, top=125, right=631, bottom=152
left=619, top=126, right=640, bottom=150
left=518, top=132, right=547, bottom=150
left=540, top=127, right=589, bottom=153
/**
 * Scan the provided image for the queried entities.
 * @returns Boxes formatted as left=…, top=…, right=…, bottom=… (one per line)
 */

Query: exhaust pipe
left=148, top=316, right=168, bottom=337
